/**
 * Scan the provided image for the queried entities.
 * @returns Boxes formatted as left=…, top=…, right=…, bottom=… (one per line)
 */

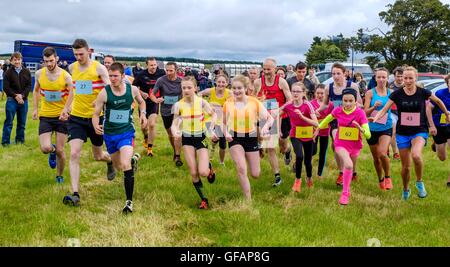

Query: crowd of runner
left=1, top=39, right=449, bottom=213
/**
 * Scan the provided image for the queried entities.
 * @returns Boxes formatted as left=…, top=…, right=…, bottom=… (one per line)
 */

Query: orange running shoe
left=146, top=147, right=154, bottom=157
left=306, top=178, right=313, bottom=188
left=384, top=177, right=393, bottom=190
left=198, top=199, right=209, bottom=209
left=292, top=179, right=302, bottom=192
left=379, top=179, right=386, bottom=190
left=142, top=140, right=148, bottom=149
left=336, top=172, right=343, bottom=186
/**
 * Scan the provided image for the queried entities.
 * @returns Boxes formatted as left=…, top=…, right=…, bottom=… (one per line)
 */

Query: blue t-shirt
left=432, top=88, right=450, bottom=127
left=369, top=88, right=392, bottom=132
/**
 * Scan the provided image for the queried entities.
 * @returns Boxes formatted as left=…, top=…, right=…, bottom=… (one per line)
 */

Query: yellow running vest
left=223, top=96, right=262, bottom=134
left=179, top=95, right=205, bottom=135
left=38, top=68, right=69, bottom=117
left=71, top=61, right=105, bottom=118
left=204, top=88, right=231, bottom=123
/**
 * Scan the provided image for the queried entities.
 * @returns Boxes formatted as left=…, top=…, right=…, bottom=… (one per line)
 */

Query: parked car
left=420, top=79, right=445, bottom=91
left=417, top=73, right=445, bottom=81
left=431, top=83, right=448, bottom=94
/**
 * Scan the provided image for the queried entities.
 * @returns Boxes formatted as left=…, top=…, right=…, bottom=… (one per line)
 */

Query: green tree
left=355, top=0, right=450, bottom=70
left=305, top=42, right=347, bottom=65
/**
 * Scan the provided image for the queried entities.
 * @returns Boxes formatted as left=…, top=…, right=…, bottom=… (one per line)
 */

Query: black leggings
left=313, top=136, right=329, bottom=176
left=290, top=138, right=314, bottom=179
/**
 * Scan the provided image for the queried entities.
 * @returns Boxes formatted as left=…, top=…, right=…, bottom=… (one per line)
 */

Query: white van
left=324, top=62, right=373, bottom=74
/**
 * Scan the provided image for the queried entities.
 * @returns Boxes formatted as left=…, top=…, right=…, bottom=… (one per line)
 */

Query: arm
left=170, top=103, right=182, bottom=138
left=32, top=71, right=41, bottom=120
left=60, top=72, right=74, bottom=120
left=259, top=105, right=274, bottom=136
left=317, top=85, right=330, bottom=113
left=132, top=85, right=147, bottom=128
left=253, top=78, right=264, bottom=100
left=372, top=99, right=394, bottom=123
left=23, top=70, right=32, bottom=98
left=92, top=89, right=107, bottom=135
left=96, top=63, right=110, bottom=86
left=150, top=79, right=164, bottom=103
left=351, top=82, right=363, bottom=107
left=279, top=78, right=292, bottom=102
left=318, top=114, right=335, bottom=129
left=197, top=88, right=212, bottom=97
left=426, top=101, right=437, bottom=136
left=363, top=90, right=377, bottom=116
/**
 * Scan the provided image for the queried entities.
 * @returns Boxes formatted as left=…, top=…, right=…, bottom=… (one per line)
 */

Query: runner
left=198, top=74, right=232, bottom=165
left=247, top=66, right=260, bottom=96
left=61, top=39, right=114, bottom=206
left=372, top=66, right=450, bottom=200
left=254, top=58, right=292, bottom=187
left=133, top=57, right=166, bottom=156
left=310, top=84, right=334, bottom=179
left=223, top=75, right=274, bottom=200
left=32, top=47, right=72, bottom=183
left=276, top=67, right=287, bottom=80
left=287, top=61, right=315, bottom=100
left=317, top=63, right=362, bottom=186
left=92, top=62, right=147, bottom=213
left=150, top=62, right=183, bottom=166
left=364, top=67, right=394, bottom=191
left=314, top=88, right=371, bottom=205
left=103, top=55, right=134, bottom=84
left=388, top=67, right=404, bottom=160
left=171, top=76, right=217, bottom=209
left=280, top=82, right=318, bottom=192
left=427, top=74, right=450, bottom=187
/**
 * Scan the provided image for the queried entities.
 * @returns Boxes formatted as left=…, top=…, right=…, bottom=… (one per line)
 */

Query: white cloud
left=0, top=0, right=448, bottom=65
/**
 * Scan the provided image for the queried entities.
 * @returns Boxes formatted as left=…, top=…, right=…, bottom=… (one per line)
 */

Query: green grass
left=0, top=96, right=449, bottom=247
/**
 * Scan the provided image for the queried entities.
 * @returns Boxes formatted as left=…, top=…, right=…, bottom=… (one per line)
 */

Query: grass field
left=0, top=96, right=449, bottom=247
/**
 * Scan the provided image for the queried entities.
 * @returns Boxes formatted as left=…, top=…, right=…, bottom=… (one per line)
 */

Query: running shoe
left=273, top=176, right=282, bottom=187
left=306, top=177, right=313, bottom=188
left=292, top=179, right=301, bottom=193
left=416, top=181, right=427, bottom=198
left=393, top=153, right=400, bottom=160
left=146, top=146, right=153, bottom=157
left=123, top=200, right=133, bottom=214
left=336, top=173, right=343, bottom=186
left=339, top=192, right=350, bottom=205
left=384, top=178, right=393, bottom=190
left=107, top=162, right=116, bottom=181
left=198, top=199, right=209, bottom=209
left=63, top=194, right=80, bottom=206
left=379, top=179, right=386, bottom=190
left=142, top=140, right=148, bottom=149
left=284, top=149, right=292, bottom=166
left=174, top=156, right=183, bottom=167
left=56, top=176, right=64, bottom=184
left=207, top=162, right=216, bottom=184
left=402, top=188, right=411, bottom=201
left=48, top=144, right=57, bottom=169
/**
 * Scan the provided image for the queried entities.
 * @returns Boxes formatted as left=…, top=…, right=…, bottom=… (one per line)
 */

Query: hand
left=94, top=124, right=104, bottom=135
left=352, top=121, right=362, bottom=131
left=32, top=109, right=38, bottom=120
left=156, top=97, right=164, bottom=104
left=429, top=126, right=437, bottom=136
left=225, top=132, right=233, bottom=142
left=314, top=110, right=321, bottom=118
left=210, top=128, right=219, bottom=142
left=141, top=92, right=149, bottom=100
left=312, top=128, right=320, bottom=140
left=294, top=109, right=304, bottom=119
left=368, top=117, right=375, bottom=123
left=374, top=101, right=382, bottom=108
left=15, top=94, right=23, bottom=102
left=140, top=114, right=147, bottom=129
left=59, top=108, right=69, bottom=121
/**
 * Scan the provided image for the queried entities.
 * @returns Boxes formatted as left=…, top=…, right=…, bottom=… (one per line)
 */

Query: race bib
left=295, top=126, right=313, bottom=139
left=371, top=110, right=388, bottom=125
left=45, top=91, right=62, bottom=102
left=264, top=99, right=279, bottom=110
left=400, top=112, right=420, bottom=127
left=338, top=126, right=359, bottom=141
left=440, top=113, right=448, bottom=124
left=164, top=95, right=179, bottom=105
left=109, top=109, right=129, bottom=124
left=75, top=80, right=93, bottom=95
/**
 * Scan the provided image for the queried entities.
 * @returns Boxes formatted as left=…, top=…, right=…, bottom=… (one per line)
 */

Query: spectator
left=287, top=61, right=315, bottom=100
left=61, top=60, right=69, bottom=71
left=2, top=52, right=32, bottom=146
left=367, top=74, right=377, bottom=90
left=123, top=63, right=132, bottom=76
left=354, top=72, right=367, bottom=99
left=198, top=69, right=209, bottom=91
left=276, top=66, right=287, bottom=79
left=132, top=62, right=142, bottom=77
left=308, top=67, right=320, bottom=85
left=2, top=59, right=12, bottom=72
left=286, top=64, right=296, bottom=79
left=176, top=67, right=185, bottom=78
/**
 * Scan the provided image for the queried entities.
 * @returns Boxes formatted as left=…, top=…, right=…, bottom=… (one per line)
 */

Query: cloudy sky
left=1, top=0, right=449, bottom=65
